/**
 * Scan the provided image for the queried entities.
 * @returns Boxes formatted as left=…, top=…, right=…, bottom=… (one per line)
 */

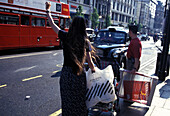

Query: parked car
left=86, top=28, right=96, bottom=41
left=93, top=27, right=129, bottom=81
left=140, top=33, right=150, bottom=41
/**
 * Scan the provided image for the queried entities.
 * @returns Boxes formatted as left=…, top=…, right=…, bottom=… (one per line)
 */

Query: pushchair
left=85, top=61, right=158, bottom=116
left=118, top=69, right=158, bottom=106
left=84, top=60, right=120, bottom=116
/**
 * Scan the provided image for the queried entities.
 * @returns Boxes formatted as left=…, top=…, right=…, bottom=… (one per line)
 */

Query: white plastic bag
left=86, top=65, right=117, bottom=109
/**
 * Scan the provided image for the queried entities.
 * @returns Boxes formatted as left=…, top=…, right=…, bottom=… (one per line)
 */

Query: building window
left=84, top=0, right=90, bottom=5
left=134, top=0, right=135, bottom=6
left=124, top=6, right=126, bottom=12
left=121, top=4, right=123, bottom=11
left=113, top=1, right=115, bottom=9
left=98, top=4, right=101, bottom=15
left=130, top=8, right=131, bottom=14
left=126, top=16, right=130, bottom=23
left=119, top=14, right=121, bottom=21
left=112, top=12, right=114, bottom=20
left=102, top=5, right=106, bottom=15
left=115, top=13, right=118, bottom=21
left=117, top=3, right=119, bottom=10
left=133, top=9, right=135, bottom=15
left=122, top=15, right=124, bottom=22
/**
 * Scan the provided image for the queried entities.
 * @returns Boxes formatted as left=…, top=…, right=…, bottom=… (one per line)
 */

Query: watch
left=133, top=67, right=137, bottom=70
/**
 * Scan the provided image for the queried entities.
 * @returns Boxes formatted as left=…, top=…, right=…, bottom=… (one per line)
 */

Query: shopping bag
left=86, top=65, right=117, bottom=109
left=118, top=69, right=158, bottom=106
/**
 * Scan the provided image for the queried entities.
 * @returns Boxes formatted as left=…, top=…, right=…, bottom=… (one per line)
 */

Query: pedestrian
left=94, top=26, right=98, bottom=35
left=45, top=2, right=95, bottom=116
left=126, top=24, right=142, bottom=73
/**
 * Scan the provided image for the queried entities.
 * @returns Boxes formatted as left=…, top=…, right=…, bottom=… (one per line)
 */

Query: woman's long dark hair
left=66, top=16, right=87, bottom=75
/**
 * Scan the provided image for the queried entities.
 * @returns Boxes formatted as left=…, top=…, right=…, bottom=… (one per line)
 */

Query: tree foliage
left=128, top=20, right=142, bottom=32
left=91, top=8, right=99, bottom=29
left=75, top=5, right=84, bottom=17
left=105, top=15, right=111, bottom=28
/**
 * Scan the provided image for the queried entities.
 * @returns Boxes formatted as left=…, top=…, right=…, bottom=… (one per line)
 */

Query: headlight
left=112, top=50, right=121, bottom=58
left=113, top=54, right=119, bottom=58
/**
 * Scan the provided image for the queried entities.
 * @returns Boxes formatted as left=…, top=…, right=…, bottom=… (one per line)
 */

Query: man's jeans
left=126, top=58, right=140, bottom=71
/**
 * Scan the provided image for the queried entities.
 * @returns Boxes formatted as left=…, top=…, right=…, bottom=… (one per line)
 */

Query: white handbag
left=86, top=65, right=117, bottom=109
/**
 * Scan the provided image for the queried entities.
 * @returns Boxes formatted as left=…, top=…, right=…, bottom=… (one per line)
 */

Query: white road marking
left=14, top=66, right=37, bottom=72
left=140, top=57, right=157, bottom=70
left=0, top=51, right=53, bottom=60
left=53, top=53, right=58, bottom=56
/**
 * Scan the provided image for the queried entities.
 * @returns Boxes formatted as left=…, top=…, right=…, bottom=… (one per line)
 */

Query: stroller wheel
left=113, top=99, right=120, bottom=112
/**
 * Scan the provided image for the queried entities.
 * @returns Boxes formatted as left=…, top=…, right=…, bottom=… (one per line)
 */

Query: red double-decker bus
left=0, top=1, right=70, bottom=50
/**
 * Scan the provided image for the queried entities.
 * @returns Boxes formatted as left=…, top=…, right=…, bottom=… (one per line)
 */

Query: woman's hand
left=131, top=69, right=136, bottom=73
left=91, top=68, right=95, bottom=73
left=45, top=2, right=51, bottom=10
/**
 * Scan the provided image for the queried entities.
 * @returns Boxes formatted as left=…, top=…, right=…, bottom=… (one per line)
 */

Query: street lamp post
left=157, top=0, right=170, bottom=81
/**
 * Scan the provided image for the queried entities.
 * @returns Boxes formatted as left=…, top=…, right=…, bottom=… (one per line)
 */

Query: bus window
left=31, top=17, right=45, bottom=27
left=65, top=18, right=70, bottom=28
left=47, top=19, right=59, bottom=27
left=21, top=15, right=29, bottom=25
left=0, top=14, right=19, bottom=25
left=60, top=18, right=64, bottom=29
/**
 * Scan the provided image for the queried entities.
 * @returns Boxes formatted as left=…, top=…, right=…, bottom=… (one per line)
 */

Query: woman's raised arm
left=46, top=2, right=60, bottom=34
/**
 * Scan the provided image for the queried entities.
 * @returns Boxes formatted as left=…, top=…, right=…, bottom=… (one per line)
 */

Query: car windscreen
left=86, top=30, right=93, bottom=34
left=95, top=31, right=126, bottom=44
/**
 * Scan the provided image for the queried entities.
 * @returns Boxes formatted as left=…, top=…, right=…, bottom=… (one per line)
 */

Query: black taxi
left=93, top=26, right=129, bottom=80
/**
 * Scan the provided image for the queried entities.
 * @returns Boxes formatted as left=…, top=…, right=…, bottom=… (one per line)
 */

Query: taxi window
left=96, top=31, right=126, bottom=44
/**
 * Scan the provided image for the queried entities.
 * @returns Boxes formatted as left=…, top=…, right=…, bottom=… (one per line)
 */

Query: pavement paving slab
left=164, top=99, right=170, bottom=110
left=150, top=107, right=170, bottom=116
left=151, top=96, right=166, bottom=107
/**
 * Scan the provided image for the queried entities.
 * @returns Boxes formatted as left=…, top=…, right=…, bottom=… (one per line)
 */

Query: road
left=0, top=39, right=161, bottom=116
left=0, top=48, right=64, bottom=116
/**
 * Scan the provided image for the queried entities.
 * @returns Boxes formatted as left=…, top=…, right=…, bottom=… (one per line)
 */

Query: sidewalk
left=116, top=40, right=170, bottom=116
left=145, top=75, right=170, bottom=116
left=89, top=40, right=170, bottom=116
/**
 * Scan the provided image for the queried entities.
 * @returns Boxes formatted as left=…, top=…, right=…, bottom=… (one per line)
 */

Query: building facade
left=154, top=1, right=164, bottom=33
left=95, top=0, right=109, bottom=29
left=110, top=0, right=136, bottom=27
left=68, top=0, right=137, bottom=29
left=148, top=0, right=157, bottom=34
left=68, top=0, right=93, bottom=27
left=135, top=0, right=157, bottom=34
left=135, top=0, right=150, bottom=34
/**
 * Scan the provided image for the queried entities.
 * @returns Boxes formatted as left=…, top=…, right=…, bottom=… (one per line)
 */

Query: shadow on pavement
left=159, top=79, right=170, bottom=99
left=116, top=99, right=149, bottom=116
left=51, top=71, right=61, bottom=78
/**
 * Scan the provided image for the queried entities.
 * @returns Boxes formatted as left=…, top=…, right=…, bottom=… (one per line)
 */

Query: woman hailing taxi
left=45, top=2, right=95, bottom=116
